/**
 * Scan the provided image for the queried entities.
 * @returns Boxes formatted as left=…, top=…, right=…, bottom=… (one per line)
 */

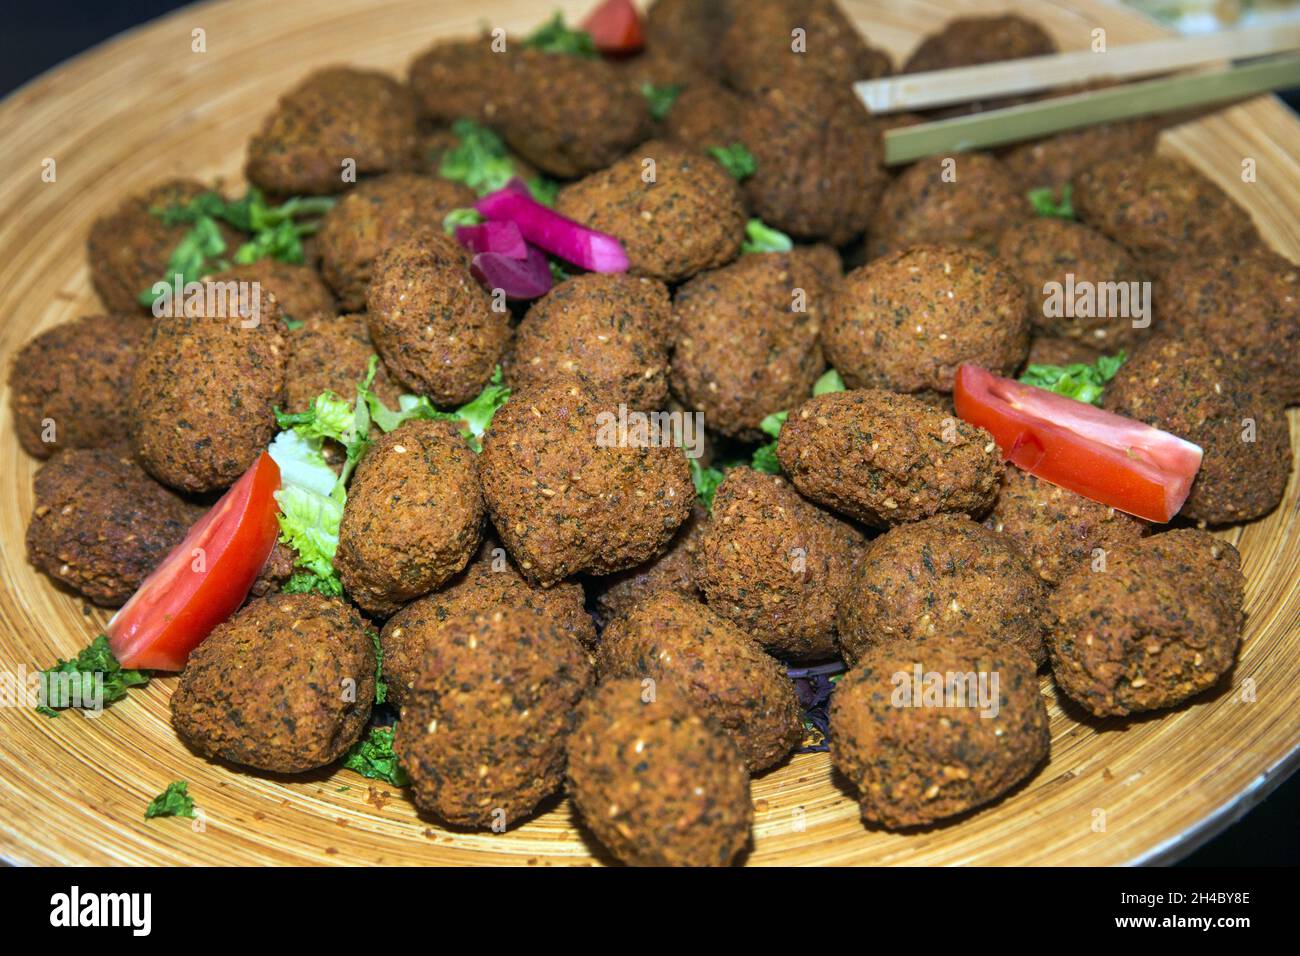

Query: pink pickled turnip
left=455, top=220, right=527, bottom=259
left=476, top=180, right=629, bottom=273
left=471, top=244, right=553, bottom=300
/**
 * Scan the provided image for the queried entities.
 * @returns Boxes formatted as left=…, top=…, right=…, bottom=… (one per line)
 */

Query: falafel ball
left=554, top=141, right=746, bottom=283
left=1073, top=154, right=1261, bottom=268
left=988, top=467, right=1148, bottom=586
left=777, top=389, right=1003, bottom=527
left=1156, top=246, right=1300, bottom=405
left=495, top=50, right=653, bottom=179
left=505, top=273, right=674, bottom=408
left=869, top=153, right=1030, bottom=258
left=737, top=74, right=888, bottom=246
left=26, top=446, right=201, bottom=607
left=1103, top=337, right=1291, bottom=524
left=671, top=247, right=839, bottom=441
left=365, top=232, right=511, bottom=406
left=171, top=593, right=374, bottom=771
left=245, top=67, right=421, bottom=196
left=1047, top=530, right=1243, bottom=716
left=316, top=173, right=476, bottom=311
left=696, top=467, right=864, bottom=662
left=335, top=419, right=485, bottom=617
left=407, top=36, right=519, bottom=125
left=380, top=540, right=594, bottom=706
left=394, top=607, right=592, bottom=828
left=208, top=260, right=336, bottom=325
left=830, top=633, right=1049, bottom=828
left=128, top=290, right=288, bottom=493
left=992, top=218, right=1148, bottom=349
left=8, top=314, right=149, bottom=459
left=284, top=313, right=403, bottom=413
left=86, top=179, right=237, bottom=314
left=661, top=79, right=745, bottom=149
left=479, top=381, right=695, bottom=586
left=645, top=0, right=734, bottom=81
left=824, top=245, right=1030, bottom=395
left=590, top=502, right=708, bottom=626
left=837, top=514, right=1048, bottom=667
left=720, top=0, right=893, bottom=92
left=598, top=591, right=802, bottom=772
left=567, top=677, right=752, bottom=866
left=1000, top=118, right=1161, bottom=193
left=903, top=14, right=1056, bottom=116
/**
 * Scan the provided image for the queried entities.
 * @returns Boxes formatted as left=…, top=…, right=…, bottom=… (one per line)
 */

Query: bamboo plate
left=0, top=0, right=1297, bottom=867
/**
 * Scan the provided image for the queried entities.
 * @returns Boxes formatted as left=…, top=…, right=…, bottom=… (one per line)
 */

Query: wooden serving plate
left=0, top=0, right=1296, bottom=866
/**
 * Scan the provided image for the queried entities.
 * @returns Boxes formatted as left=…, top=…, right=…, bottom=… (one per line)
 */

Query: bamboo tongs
left=855, top=18, right=1300, bottom=165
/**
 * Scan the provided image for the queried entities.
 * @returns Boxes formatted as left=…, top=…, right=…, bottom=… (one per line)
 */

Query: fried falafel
left=1103, top=337, right=1291, bottom=524
left=394, top=606, right=592, bottom=828
left=696, top=467, right=864, bottom=662
left=555, top=140, right=746, bottom=283
left=777, top=389, right=1003, bottom=527
left=824, top=245, right=1030, bottom=395
left=567, top=677, right=752, bottom=866
left=671, top=247, right=839, bottom=441
left=365, top=232, right=510, bottom=406
left=245, top=67, right=421, bottom=196
left=171, top=592, right=374, bottom=771
left=837, top=514, right=1048, bottom=667
left=598, top=591, right=803, bottom=771
left=26, top=446, right=201, bottom=607
left=1047, top=529, right=1243, bottom=716
left=8, top=314, right=149, bottom=459
left=335, top=419, right=485, bottom=617
left=831, top=633, right=1049, bottom=828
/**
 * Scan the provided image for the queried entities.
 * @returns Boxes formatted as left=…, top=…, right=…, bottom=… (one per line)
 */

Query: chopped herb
left=813, top=368, right=847, bottom=396
left=443, top=207, right=485, bottom=235
left=36, top=635, right=149, bottom=716
left=362, top=360, right=510, bottom=453
left=342, top=726, right=410, bottom=787
left=1020, top=351, right=1127, bottom=406
left=641, top=82, right=683, bottom=122
left=440, top=119, right=519, bottom=196
left=1027, top=184, right=1075, bottom=220
left=369, top=631, right=387, bottom=706
left=144, top=781, right=197, bottom=819
left=284, top=317, right=304, bottom=331
left=708, top=143, right=758, bottom=181
left=689, top=459, right=728, bottom=511
left=526, top=175, right=561, bottom=208
left=140, top=189, right=335, bottom=306
left=548, top=258, right=571, bottom=283
left=524, top=12, right=598, bottom=58
left=741, top=218, right=793, bottom=255
left=282, top=570, right=344, bottom=597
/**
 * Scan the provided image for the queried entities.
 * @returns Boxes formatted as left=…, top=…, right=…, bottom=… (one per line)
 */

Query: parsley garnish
left=524, top=13, right=598, bottom=58
left=145, top=781, right=197, bottom=820
left=342, top=726, right=410, bottom=786
left=642, top=82, right=683, bottom=122
left=1020, top=351, right=1127, bottom=406
left=36, top=636, right=149, bottom=717
left=741, top=218, right=793, bottom=254
left=1027, top=184, right=1076, bottom=220
left=709, top=143, right=758, bottom=181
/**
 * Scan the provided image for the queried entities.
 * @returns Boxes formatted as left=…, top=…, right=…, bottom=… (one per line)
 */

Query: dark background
left=1, top=0, right=1296, bottom=867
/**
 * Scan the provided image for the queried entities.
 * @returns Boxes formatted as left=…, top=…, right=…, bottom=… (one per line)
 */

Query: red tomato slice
left=582, top=0, right=644, bottom=54
left=107, top=453, right=282, bottom=671
left=953, top=364, right=1203, bottom=523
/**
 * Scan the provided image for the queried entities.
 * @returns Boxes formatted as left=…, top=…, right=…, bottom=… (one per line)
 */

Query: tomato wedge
left=107, top=452, right=282, bottom=671
left=582, top=0, right=644, bottom=55
left=953, top=364, right=1203, bottom=523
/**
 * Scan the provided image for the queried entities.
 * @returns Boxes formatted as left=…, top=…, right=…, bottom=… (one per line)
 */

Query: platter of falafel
left=0, top=0, right=1297, bottom=867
